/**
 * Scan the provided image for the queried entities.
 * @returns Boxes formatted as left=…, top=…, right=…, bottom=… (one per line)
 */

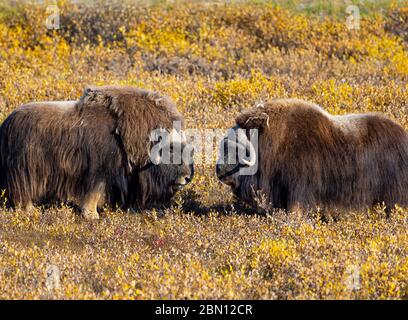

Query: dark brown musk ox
left=216, top=99, right=408, bottom=213
left=0, top=86, right=194, bottom=219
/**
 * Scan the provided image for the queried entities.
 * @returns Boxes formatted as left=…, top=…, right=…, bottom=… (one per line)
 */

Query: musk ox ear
left=235, top=105, right=270, bottom=130
left=79, top=86, right=183, bottom=168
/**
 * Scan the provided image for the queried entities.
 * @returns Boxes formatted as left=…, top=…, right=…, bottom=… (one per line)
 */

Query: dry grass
left=0, top=1, right=407, bottom=299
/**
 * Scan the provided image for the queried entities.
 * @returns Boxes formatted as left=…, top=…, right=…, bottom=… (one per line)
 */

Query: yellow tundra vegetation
left=0, top=1, right=407, bottom=299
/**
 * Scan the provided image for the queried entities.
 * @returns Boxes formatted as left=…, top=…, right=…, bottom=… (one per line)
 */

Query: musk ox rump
left=217, top=99, right=408, bottom=213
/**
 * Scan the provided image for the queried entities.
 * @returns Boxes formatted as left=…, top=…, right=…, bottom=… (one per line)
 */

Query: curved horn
left=149, top=128, right=169, bottom=165
left=236, top=128, right=257, bottom=167
left=150, top=128, right=186, bottom=165
left=218, top=137, right=245, bottom=165
left=149, top=139, right=163, bottom=165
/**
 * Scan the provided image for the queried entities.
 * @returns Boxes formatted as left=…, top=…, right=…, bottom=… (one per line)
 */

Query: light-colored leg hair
left=80, top=182, right=105, bottom=220
left=24, top=201, right=35, bottom=212
left=288, top=202, right=303, bottom=214
left=14, top=200, right=35, bottom=212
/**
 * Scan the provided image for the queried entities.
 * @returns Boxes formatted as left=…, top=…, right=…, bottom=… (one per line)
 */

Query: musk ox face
left=137, top=128, right=194, bottom=208
left=216, top=125, right=258, bottom=198
left=217, top=99, right=408, bottom=212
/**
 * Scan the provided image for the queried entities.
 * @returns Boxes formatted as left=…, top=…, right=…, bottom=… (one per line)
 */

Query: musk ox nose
left=216, top=165, right=236, bottom=188
left=175, top=174, right=192, bottom=186
left=189, top=163, right=194, bottom=181
left=216, top=163, right=222, bottom=177
left=216, top=162, right=238, bottom=188
left=215, top=163, right=229, bottom=181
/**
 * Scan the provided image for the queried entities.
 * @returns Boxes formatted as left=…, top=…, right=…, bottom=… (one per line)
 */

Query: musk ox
left=216, top=99, right=408, bottom=213
left=0, top=86, right=194, bottom=219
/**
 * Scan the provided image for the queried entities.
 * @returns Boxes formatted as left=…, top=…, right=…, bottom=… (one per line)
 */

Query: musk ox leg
left=24, top=201, right=35, bottom=213
left=287, top=202, right=304, bottom=213
left=15, top=201, right=35, bottom=213
left=80, top=182, right=105, bottom=220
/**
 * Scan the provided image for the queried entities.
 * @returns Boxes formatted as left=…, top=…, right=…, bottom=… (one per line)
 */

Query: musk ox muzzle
left=216, top=125, right=258, bottom=188
left=148, top=127, right=194, bottom=194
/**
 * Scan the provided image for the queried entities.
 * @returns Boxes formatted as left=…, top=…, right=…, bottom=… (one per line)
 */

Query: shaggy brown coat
left=0, top=86, right=188, bottom=218
left=228, top=99, right=408, bottom=212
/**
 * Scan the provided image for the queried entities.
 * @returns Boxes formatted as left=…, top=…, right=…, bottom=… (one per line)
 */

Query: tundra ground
left=0, top=1, right=407, bottom=299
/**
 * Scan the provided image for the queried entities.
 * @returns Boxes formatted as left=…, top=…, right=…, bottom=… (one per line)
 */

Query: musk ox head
left=136, top=127, right=194, bottom=208
left=216, top=99, right=408, bottom=212
left=79, top=86, right=194, bottom=210
left=216, top=125, right=259, bottom=204
left=216, top=125, right=258, bottom=186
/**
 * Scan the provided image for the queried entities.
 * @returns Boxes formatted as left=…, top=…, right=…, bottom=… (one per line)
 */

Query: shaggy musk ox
left=0, top=86, right=194, bottom=219
left=216, top=99, right=408, bottom=213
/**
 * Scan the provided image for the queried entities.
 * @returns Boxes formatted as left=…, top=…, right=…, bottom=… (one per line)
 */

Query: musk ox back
left=0, top=86, right=194, bottom=219
left=216, top=99, right=408, bottom=213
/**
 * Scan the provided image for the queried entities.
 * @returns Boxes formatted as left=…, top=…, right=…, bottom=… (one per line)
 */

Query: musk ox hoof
left=81, top=209, right=100, bottom=220
left=13, top=203, right=36, bottom=213
left=24, top=203, right=36, bottom=213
